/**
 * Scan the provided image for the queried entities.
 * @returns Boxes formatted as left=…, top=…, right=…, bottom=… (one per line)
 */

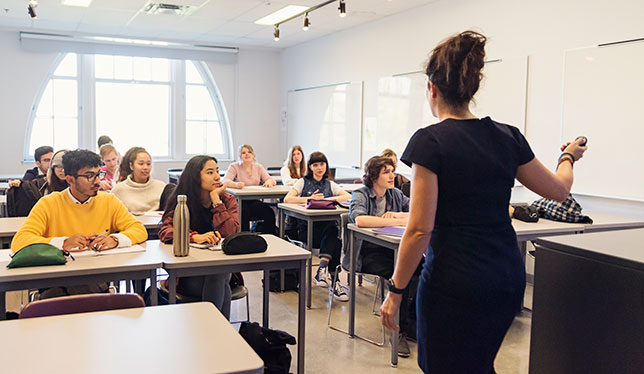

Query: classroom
left=1, top=0, right=644, bottom=373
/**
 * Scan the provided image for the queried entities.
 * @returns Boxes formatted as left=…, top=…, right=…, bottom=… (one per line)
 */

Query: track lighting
left=273, top=26, right=280, bottom=41
left=27, top=0, right=37, bottom=19
left=339, top=0, right=346, bottom=17
left=303, top=13, right=310, bottom=31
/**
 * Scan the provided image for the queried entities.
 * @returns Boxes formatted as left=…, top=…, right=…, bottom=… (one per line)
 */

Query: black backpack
left=7, top=177, right=46, bottom=217
left=238, top=321, right=296, bottom=374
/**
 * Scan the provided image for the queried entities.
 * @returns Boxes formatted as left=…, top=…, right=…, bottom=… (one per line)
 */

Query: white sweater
left=111, top=175, right=166, bottom=215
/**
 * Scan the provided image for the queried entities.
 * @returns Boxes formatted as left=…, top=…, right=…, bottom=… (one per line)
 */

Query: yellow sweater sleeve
left=108, top=194, right=148, bottom=244
left=11, top=198, right=54, bottom=253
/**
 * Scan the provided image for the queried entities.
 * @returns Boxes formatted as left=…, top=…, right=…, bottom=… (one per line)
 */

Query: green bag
left=7, top=243, right=74, bottom=269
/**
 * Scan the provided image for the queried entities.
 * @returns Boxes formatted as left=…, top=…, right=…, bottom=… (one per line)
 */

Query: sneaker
left=390, top=332, right=411, bottom=358
left=314, top=267, right=329, bottom=287
left=332, top=281, right=350, bottom=302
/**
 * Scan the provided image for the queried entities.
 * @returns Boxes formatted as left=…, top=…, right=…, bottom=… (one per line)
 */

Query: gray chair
left=327, top=213, right=385, bottom=346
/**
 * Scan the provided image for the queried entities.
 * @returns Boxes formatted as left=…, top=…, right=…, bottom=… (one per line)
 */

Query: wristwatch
left=386, top=278, right=405, bottom=294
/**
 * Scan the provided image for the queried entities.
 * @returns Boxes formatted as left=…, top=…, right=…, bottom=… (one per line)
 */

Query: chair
left=327, top=213, right=386, bottom=346
left=401, top=182, right=410, bottom=198
left=158, top=280, right=250, bottom=323
left=20, top=293, right=145, bottom=319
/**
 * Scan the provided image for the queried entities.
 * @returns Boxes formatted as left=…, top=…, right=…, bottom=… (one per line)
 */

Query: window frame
left=24, top=53, right=233, bottom=162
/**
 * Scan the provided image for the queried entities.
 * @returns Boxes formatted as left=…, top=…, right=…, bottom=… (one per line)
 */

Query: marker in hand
left=90, top=229, right=109, bottom=252
left=575, top=136, right=588, bottom=146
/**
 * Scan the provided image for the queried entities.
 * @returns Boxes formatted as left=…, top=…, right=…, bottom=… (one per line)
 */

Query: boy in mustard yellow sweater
left=11, top=149, right=147, bottom=253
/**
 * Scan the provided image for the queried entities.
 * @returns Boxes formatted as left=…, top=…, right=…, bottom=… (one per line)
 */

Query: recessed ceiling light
left=61, top=0, right=93, bottom=7
left=255, top=5, right=309, bottom=25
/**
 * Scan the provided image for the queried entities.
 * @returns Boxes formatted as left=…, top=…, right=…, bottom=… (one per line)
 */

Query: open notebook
left=71, top=244, right=146, bottom=257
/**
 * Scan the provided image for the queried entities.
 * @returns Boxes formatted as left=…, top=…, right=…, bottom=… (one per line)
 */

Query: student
left=98, top=144, right=119, bottom=191
left=223, top=144, right=277, bottom=234
left=11, top=146, right=53, bottom=185
left=11, top=149, right=147, bottom=297
left=348, top=155, right=419, bottom=357
left=158, top=155, right=238, bottom=319
left=380, top=148, right=410, bottom=190
left=284, top=151, right=351, bottom=301
left=379, top=31, right=587, bottom=373
left=97, top=135, right=113, bottom=148
left=280, top=145, right=307, bottom=186
left=112, top=147, right=167, bottom=215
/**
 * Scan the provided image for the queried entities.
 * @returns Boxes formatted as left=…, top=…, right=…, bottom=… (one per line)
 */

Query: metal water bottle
left=173, top=195, right=190, bottom=257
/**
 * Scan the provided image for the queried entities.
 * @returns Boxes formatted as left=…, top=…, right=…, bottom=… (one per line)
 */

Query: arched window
left=26, top=53, right=232, bottom=161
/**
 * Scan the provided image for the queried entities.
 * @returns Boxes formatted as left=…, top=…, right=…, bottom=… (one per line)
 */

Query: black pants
left=360, top=244, right=422, bottom=335
left=295, top=220, right=342, bottom=272
left=241, top=199, right=276, bottom=235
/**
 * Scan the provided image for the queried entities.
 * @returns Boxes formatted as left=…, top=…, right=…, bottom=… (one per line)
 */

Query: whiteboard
left=287, top=82, right=363, bottom=168
left=363, top=57, right=528, bottom=175
left=562, top=41, right=644, bottom=201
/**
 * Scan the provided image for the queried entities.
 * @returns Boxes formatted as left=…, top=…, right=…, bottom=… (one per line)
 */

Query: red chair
left=20, top=293, right=145, bottom=319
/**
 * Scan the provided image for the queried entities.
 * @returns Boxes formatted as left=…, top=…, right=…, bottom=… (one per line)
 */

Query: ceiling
left=0, top=0, right=438, bottom=49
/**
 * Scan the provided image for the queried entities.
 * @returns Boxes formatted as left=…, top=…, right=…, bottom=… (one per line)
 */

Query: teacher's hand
left=561, top=137, right=588, bottom=161
left=380, top=291, right=403, bottom=331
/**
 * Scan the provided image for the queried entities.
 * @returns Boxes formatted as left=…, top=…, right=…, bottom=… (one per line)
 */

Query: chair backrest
left=401, top=182, right=411, bottom=198
left=20, top=293, right=145, bottom=319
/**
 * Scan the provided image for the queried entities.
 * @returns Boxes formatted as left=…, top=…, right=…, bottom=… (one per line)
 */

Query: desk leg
left=307, top=218, right=313, bottom=309
left=168, top=272, right=177, bottom=304
left=0, top=292, right=6, bottom=320
left=279, top=209, right=285, bottom=292
left=237, top=197, right=243, bottom=229
left=149, top=269, right=158, bottom=306
left=263, top=269, right=270, bottom=328
left=349, top=229, right=356, bottom=337
left=297, top=259, right=306, bottom=374
left=391, top=242, right=399, bottom=367
left=519, top=241, right=531, bottom=311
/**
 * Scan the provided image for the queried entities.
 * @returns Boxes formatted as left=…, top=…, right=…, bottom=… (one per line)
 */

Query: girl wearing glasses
left=158, top=155, right=239, bottom=319
left=112, top=146, right=168, bottom=215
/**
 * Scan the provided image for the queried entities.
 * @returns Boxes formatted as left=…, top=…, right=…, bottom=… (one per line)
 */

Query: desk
left=531, top=229, right=644, bottom=374
left=155, top=236, right=310, bottom=374
left=0, top=174, right=22, bottom=183
left=226, top=185, right=292, bottom=223
left=581, top=210, right=644, bottom=233
left=0, top=182, right=9, bottom=195
left=0, top=215, right=162, bottom=248
left=0, top=302, right=264, bottom=374
left=278, top=203, right=348, bottom=309
left=0, top=245, right=161, bottom=319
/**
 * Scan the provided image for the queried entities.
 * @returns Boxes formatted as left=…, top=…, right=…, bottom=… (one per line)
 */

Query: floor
left=5, top=265, right=533, bottom=373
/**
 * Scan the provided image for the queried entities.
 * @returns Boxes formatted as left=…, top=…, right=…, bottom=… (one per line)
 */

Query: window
left=26, top=53, right=232, bottom=161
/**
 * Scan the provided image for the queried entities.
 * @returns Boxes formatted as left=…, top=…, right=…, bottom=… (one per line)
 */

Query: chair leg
left=326, top=264, right=341, bottom=326
left=245, top=293, right=250, bottom=323
left=372, top=276, right=382, bottom=315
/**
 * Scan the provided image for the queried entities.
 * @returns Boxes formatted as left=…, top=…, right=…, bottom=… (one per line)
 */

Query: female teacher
left=380, top=30, right=587, bottom=373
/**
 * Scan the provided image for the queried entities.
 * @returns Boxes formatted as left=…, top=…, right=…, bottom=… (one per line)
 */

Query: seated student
left=380, top=148, right=410, bottom=190
left=158, top=155, right=238, bottom=319
left=284, top=151, right=351, bottom=301
left=97, top=135, right=113, bottom=148
left=348, top=155, right=421, bottom=357
left=223, top=144, right=277, bottom=234
left=11, top=149, right=147, bottom=298
left=9, top=146, right=53, bottom=187
left=112, top=147, right=167, bottom=215
left=98, top=144, right=119, bottom=191
left=280, top=145, right=307, bottom=186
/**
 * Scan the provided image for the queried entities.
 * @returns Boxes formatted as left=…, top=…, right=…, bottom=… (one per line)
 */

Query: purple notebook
left=373, top=226, right=406, bottom=236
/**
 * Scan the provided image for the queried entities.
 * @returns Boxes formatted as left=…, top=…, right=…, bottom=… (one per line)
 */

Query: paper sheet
left=68, top=244, right=146, bottom=257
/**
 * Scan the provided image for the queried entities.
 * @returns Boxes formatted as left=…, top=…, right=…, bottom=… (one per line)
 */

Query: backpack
left=238, top=321, right=296, bottom=374
left=7, top=177, right=46, bottom=217
left=265, top=269, right=300, bottom=292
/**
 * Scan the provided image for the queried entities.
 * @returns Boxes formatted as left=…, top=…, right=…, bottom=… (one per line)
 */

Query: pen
left=91, top=229, right=109, bottom=252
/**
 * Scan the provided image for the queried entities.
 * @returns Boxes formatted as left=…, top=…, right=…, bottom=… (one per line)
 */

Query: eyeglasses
left=75, top=172, right=101, bottom=182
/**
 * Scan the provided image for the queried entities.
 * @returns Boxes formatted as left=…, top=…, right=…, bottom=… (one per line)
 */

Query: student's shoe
left=332, top=281, right=350, bottom=302
left=314, top=267, right=329, bottom=287
left=390, top=332, right=411, bottom=358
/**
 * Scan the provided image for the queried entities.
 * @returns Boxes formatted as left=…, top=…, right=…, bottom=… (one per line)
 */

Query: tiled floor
left=6, top=267, right=533, bottom=373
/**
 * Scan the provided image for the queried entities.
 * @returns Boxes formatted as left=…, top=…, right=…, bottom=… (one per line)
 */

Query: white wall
left=0, top=30, right=282, bottom=182
left=279, top=0, right=644, bottom=209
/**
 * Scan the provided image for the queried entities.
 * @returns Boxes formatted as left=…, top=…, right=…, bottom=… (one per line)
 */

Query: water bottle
left=173, top=195, right=190, bottom=257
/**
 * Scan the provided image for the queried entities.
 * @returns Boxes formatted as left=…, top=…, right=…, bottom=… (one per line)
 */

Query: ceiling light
left=255, top=5, right=309, bottom=25
left=61, top=0, right=92, bottom=7
left=338, top=0, right=346, bottom=17
left=273, top=26, right=280, bottom=42
left=303, top=13, right=310, bottom=31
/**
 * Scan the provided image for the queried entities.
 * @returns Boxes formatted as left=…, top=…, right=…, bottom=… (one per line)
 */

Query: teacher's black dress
left=401, top=117, right=533, bottom=373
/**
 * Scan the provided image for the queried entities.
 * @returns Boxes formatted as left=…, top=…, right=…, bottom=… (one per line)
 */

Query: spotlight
left=338, top=0, right=346, bottom=17
left=273, top=25, right=280, bottom=41
left=303, top=13, right=310, bottom=31
left=27, top=0, right=37, bottom=19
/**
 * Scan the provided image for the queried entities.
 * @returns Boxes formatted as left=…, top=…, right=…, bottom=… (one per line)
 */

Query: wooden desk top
left=0, top=303, right=264, bottom=374
left=154, top=235, right=310, bottom=269
left=278, top=203, right=349, bottom=217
